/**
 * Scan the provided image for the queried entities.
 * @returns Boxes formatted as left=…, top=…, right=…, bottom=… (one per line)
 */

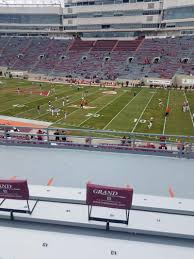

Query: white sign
left=11, top=71, right=25, bottom=76
left=148, top=79, right=171, bottom=86
left=182, top=79, right=194, bottom=85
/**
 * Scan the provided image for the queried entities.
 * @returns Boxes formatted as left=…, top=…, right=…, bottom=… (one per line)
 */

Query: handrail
left=0, top=125, right=193, bottom=159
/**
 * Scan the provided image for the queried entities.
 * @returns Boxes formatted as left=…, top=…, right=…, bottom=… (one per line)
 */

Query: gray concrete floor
left=1, top=145, right=194, bottom=198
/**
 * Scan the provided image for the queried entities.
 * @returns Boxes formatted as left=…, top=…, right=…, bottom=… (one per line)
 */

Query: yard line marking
left=16, top=88, right=76, bottom=117
left=0, top=95, right=45, bottom=113
left=52, top=89, right=101, bottom=124
left=0, top=84, right=55, bottom=109
left=47, top=178, right=54, bottom=186
left=168, top=186, right=175, bottom=198
left=34, top=88, right=99, bottom=120
left=78, top=91, right=125, bottom=127
left=55, top=91, right=105, bottom=123
left=103, top=90, right=143, bottom=130
left=162, top=90, right=170, bottom=135
left=15, top=87, right=76, bottom=117
left=131, top=91, right=156, bottom=133
left=183, top=91, right=194, bottom=128
left=0, top=85, right=72, bottom=114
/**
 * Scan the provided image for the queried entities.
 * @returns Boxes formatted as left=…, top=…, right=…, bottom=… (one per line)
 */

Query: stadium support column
left=159, top=0, right=164, bottom=29
left=59, top=4, right=64, bottom=33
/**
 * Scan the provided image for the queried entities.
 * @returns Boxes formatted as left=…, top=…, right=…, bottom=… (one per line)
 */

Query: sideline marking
left=183, top=91, right=194, bottom=128
left=162, top=90, right=170, bottom=135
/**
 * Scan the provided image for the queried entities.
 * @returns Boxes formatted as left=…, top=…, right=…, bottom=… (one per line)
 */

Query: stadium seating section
left=0, top=36, right=194, bottom=80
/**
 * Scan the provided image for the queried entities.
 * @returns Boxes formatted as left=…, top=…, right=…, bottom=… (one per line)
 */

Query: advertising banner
left=148, top=79, right=171, bottom=86
left=86, top=183, right=133, bottom=210
left=0, top=180, right=29, bottom=200
left=182, top=78, right=194, bottom=85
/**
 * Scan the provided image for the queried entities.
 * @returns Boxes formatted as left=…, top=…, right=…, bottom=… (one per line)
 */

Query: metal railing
left=0, top=125, right=193, bottom=159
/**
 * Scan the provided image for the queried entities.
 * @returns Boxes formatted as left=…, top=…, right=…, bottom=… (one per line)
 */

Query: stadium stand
left=0, top=36, right=194, bottom=80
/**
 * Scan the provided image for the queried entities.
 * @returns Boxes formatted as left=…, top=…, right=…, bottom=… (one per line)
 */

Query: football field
left=0, top=78, right=194, bottom=136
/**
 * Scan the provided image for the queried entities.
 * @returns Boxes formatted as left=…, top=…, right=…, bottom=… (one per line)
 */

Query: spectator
left=85, top=136, right=92, bottom=145
left=61, top=131, right=67, bottom=142
left=159, top=135, right=167, bottom=150
left=127, top=136, right=131, bottom=146
left=25, top=135, right=30, bottom=141
left=177, top=140, right=184, bottom=157
left=54, top=129, right=60, bottom=141
left=5, top=129, right=10, bottom=138
left=37, top=129, right=43, bottom=141
left=121, top=136, right=126, bottom=145
left=13, top=127, right=19, bottom=132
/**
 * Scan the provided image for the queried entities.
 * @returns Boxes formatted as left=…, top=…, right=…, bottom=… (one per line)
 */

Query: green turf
left=0, top=78, right=194, bottom=136
left=134, top=89, right=168, bottom=134
left=166, top=90, right=193, bottom=135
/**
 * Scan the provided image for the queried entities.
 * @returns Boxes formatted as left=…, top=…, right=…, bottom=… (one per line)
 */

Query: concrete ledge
left=0, top=186, right=194, bottom=240
left=0, top=200, right=193, bottom=240
left=29, top=185, right=194, bottom=216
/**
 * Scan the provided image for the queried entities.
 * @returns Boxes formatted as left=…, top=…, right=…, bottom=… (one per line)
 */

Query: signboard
left=86, top=183, right=133, bottom=210
left=0, top=180, right=29, bottom=200
left=148, top=79, right=171, bottom=86
left=182, top=79, right=194, bottom=85
left=11, top=71, right=27, bottom=77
